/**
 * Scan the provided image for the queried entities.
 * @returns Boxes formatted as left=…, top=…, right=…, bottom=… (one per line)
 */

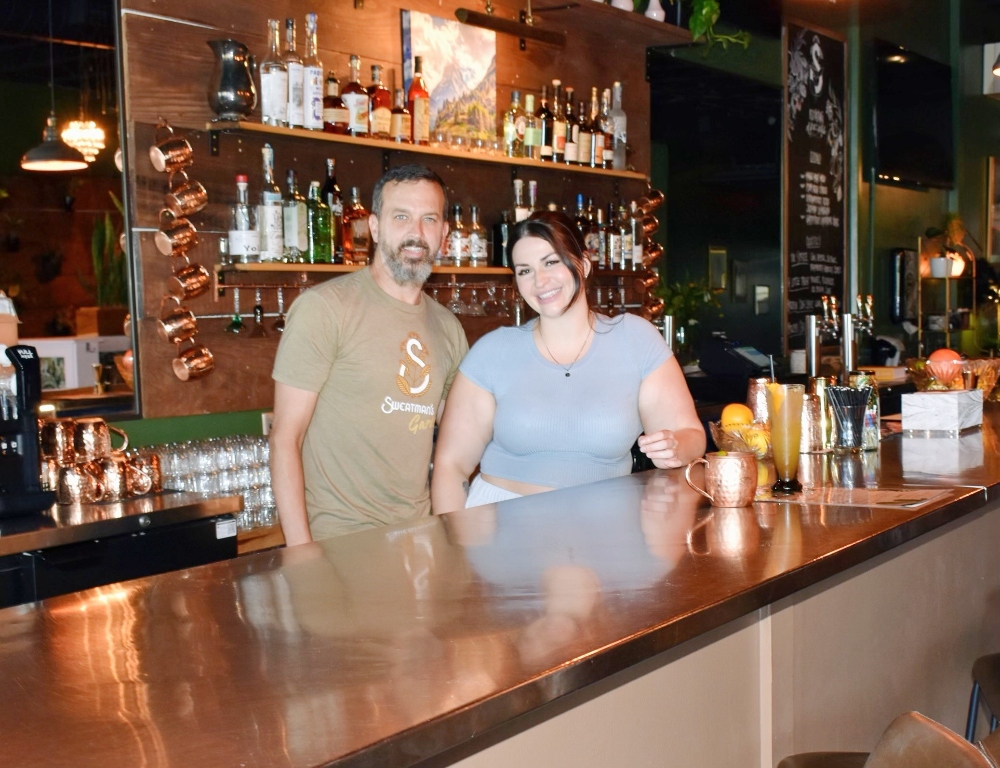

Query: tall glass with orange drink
left=765, top=383, right=804, bottom=494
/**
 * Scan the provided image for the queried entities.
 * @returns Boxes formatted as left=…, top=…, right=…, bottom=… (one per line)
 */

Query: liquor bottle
left=390, top=88, right=411, bottom=143
left=342, top=55, right=369, bottom=137
left=610, top=81, right=628, bottom=171
left=564, top=87, right=579, bottom=164
left=536, top=85, right=553, bottom=161
left=599, top=89, right=614, bottom=169
left=305, top=181, right=332, bottom=263
left=551, top=80, right=566, bottom=163
left=302, top=13, right=324, bottom=131
left=342, top=186, right=371, bottom=265
left=588, top=87, right=604, bottom=168
left=527, top=180, right=539, bottom=213
left=492, top=210, right=512, bottom=267
left=258, top=144, right=284, bottom=262
left=512, top=179, right=530, bottom=222
left=447, top=205, right=470, bottom=267
left=629, top=201, right=643, bottom=268
left=282, top=169, right=308, bottom=261
left=321, top=158, right=343, bottom=262
left=617, top=203, right=632, bottom=270
left=576, top=91, right=593, bottom=168
left=572, top=193, right=589, bottom=238
left=322, top=71, right=349, bottom=134
left=469, top=205, right=488, bottom=267
left=523, top=94, right=541, bottom=161
left=259, top=20, right=287, bottom=127
left=594, top=206, right=607, bottom=269
left=229, top=174, right=260, bottom=263
left=584, top=204, right=602, bottom=268
left=368, top=65, right=392, bottom=139
left=407, top=55, right=431, bottom=145
left=503, top=91, right=525, bottom=158
left=282, top=18, right=304, bottom=129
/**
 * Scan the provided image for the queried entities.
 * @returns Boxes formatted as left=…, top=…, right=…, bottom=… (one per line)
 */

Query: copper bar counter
left=1, top=412, right=999, bottom=766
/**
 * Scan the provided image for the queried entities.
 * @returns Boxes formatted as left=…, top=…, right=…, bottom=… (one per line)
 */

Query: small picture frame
left=708, top=247, right=728, bottom=292
left=754, top=285, right=770, bottom=315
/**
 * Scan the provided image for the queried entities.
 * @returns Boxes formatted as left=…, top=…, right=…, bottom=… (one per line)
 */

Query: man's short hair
left=371, top=164, right=448, bottom=217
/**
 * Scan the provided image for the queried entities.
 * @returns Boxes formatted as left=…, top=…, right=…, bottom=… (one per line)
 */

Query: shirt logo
left=396, top=332, right=431, bottom=398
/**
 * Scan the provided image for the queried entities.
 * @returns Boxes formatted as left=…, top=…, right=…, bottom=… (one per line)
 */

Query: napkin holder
left=900, top=389, right=983, bottom=437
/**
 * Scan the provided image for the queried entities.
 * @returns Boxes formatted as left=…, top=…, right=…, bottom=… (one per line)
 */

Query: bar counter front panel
left=1, top=413, right=1000, bottom=766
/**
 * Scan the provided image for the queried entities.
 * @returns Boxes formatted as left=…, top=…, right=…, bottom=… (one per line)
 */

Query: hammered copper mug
left=56, top=463, right=106, bottom=505
left=167, top=262, right=211, bottom=301
left=173, top=343, right=215, bottom=381
left=164, top=170, right=208, bottom=218
left=149, top=123, right=194, bottom=173
left=96, top=452, right=130, bottom=502
left=74, top=417, right=129, bottom=462
left=684, top=451, right=758, bottom=508
left=155, top=209, right=200, bottom=257
left=158, top=301, right=198, bottom=344
left=40, top=417, right=76, bottom=465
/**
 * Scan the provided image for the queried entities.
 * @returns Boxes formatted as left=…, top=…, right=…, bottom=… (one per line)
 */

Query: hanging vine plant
left=672, top=0, right=750, bottom=49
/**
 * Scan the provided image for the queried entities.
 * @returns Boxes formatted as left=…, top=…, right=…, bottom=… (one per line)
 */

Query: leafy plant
left=670, top=0, right=749, bottom=50
left=655, top=278, right=722, bottom=328
left=81, top=192, right=128, bottom=307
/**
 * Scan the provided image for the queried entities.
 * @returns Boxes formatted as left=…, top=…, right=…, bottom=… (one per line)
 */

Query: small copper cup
left=644, top=239, right=663, bottom=266
left=173, top=343, right=215, bottom=381
left=746, top=377, right=770, bottom=425
left=164, top=170, right=208, bottom=218
left=155, top=209, right=200, bottom=257
left=40, top=418, right=76, bottom=465
left=637, top=189, right=665, bottom=214
left=149, top=123, right=194, bottom=173
left=74, top=417, right=129, bottom=462
left=167, top=262, right=211, bottom=301
left=56, top=463, right=106, bottom=505
left=158, top=301, right=198, bottom=344
left=684, top=451, right=758, bottom=508
left=641, top=213, right=659, bottom=237
left=128, top=452, right=161, bottom=495
left=125, top=455, right=154, bottom=496
left=96, top=452, right=130, bottom=502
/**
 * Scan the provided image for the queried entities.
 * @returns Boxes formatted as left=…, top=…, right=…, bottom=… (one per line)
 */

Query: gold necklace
left=537, top=314, right=594, bottom=378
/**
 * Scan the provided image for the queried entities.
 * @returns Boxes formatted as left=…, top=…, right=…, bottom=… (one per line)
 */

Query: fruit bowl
left=906, top=357, right=1000, bottom=400
left=709, top=420, right=771, bottom=459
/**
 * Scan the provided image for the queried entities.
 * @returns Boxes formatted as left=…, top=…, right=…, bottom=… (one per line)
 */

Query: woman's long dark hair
left=507, top=211, right=589, bottom=312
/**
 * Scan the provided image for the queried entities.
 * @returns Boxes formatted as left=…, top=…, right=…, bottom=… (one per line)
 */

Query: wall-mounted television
left=872, top=39, right=954, bottom=189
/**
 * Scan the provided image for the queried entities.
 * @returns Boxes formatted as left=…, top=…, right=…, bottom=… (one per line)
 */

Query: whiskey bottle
left=584, top=203, right=602, bottom=269
left=601, top=204, right=617, bottom=270
left=573, top=193, right=589, bottom=238
left=368, top=65, right=392, bottom=139
left=258, top=144, right=284, bottom=262
left=599, top=89, right=614, bottom=169
left=306, top=181, right=332, bottom=263
left=610, top=81, right=628, bottom=171
left=523, top=94, right=541, bottom=161
left=503, top=91, right=525, bottom=158
left=390, top=88, right=411, bottom=143
left=551, top=80, right=566, bottom=163
left=588, top=87, right=604, bottom=169
left=512, top=179, right=530, bottom=222
left=617, top=203, right=631, bottom=269
left=407, top=56, right=431, bottom=145
left=320, top=158, right=343, bottom=262
left=527, top=180, right=539, bottom=213
left=342, top=186, right=371, bottom=265
left=492, top=210, right=512, bottom=267
left=259, top=20, right=287, bottom=127
left=282, top=18, right=304, bottom=129
left=536, top=85, right=554, bottom=161
left=229, top=174, right=260, bottom=263
left=629, top=201, right=643, bottom=268
left=302, top=13, right=324, bottom=131
left=564, top=87, right=579, bottom=164
left=282, top=169, right=308, bottom=261
left=447, top=204, right=470, bottom=267
left=322, top=71, right=349, bottom=134
left=576, top=91, right=593, bottom=168
left=341, top=55, right=369, bottom=137
left=469, top=205, right=488, bottom=267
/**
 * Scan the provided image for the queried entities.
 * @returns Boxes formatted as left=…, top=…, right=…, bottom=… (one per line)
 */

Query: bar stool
left=776, top=711, right=991, bottom=768
left=966, top=653, right=1000, bottom=742
left=979, top=726, right=1000, bottom=764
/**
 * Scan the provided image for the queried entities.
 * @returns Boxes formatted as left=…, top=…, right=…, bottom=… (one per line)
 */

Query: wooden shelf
left=207, top=121, right=650, bottom=182
left=539, top=3, right=694, bottom=49
left=220, top=263, right=512, bottom=276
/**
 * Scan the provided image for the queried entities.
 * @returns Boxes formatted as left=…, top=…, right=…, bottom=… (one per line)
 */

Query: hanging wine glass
left=466, top=285, right=486, bottom=316
left=224, top=287, right=245, bottom=333
left=250, top=289, right=268, bottom=338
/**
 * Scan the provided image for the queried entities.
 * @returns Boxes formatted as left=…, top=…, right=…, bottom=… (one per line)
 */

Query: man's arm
left=270, top=381, right=320, bottom=547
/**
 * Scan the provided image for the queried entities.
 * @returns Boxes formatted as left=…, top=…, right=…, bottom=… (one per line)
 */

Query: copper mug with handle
left=56, top=463, right=106, bottom=505
left=164, top=170, right=208, bottom=218
left=173, top=342, right=215, bottom=381
left=39, top=417, right=77, bottom=466
left=74, top=417, right=129, bottom=462
left=125, top=455, right=154, bottom=496
left=95, top=452, right=130, bottom=502
left=684, top=451, right=758, bottom=508
left=149, top=121, right=194, bottom=173
left=158, top=299, right=199, bottom=344
left=167, top=261, right=211, bottom=301
left=155, top=209, right=200, bottom=257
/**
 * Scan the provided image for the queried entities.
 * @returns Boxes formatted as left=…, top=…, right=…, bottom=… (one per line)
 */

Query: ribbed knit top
left=458, top=313, right=671, bottom=489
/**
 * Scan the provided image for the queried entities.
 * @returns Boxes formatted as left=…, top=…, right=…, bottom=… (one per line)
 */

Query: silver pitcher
left=207, top=39, right=257, bottom=122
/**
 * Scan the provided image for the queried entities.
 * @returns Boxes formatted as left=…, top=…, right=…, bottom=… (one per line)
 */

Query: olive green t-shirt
left=272, top=269, right=468, bottom=539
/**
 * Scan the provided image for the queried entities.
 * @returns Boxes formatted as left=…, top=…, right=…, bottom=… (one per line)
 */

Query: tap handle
left=820, top=295, right=830, bottom=324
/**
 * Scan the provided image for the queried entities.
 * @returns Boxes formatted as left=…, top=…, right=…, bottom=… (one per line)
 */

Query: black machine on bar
left=0, top=345, right=57, bottom=516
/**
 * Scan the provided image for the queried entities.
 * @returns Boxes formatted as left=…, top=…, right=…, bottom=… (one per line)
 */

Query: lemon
left=742, top=426, right=770, bottom=458
left=721, top=402, right=754, bottom=431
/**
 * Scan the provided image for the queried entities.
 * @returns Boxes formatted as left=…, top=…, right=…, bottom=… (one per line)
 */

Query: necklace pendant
left=565, top=372, right=571, bottom=377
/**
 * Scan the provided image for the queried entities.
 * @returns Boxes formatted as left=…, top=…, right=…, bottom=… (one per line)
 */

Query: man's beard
left=382, top=236, right=433, bottom=286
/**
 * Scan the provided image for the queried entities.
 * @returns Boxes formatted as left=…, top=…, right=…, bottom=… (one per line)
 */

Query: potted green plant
left=655, top=278, right=722, bottom=363
left=671, top=0, right=749, bottom=49
left=76, top=192, right=129, bottom=336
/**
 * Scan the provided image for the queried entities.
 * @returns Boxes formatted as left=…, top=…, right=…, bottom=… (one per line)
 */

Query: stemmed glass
left=446, top=277, right=466, bottom=315
left=250, top=289, right=268, bottom=338
left=224, top=287, right=245, bottom=334
left=483, top=282, right=502, bottom=316
left=466, top=286, right=486, bottom=316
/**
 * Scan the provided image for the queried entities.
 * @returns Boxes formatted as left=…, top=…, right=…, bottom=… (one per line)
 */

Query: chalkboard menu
left=784, top=21, right=846, bottom=351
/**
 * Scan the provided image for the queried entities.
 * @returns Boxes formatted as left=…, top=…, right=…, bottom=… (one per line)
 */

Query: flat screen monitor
left=872, top=39, right=954, bottom=189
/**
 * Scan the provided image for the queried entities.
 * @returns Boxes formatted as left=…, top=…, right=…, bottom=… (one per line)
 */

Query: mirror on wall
left=0, top=0, right=138, bottom=418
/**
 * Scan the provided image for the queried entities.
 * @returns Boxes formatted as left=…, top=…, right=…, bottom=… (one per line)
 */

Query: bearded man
left=271, top=165, right=468, bottom=543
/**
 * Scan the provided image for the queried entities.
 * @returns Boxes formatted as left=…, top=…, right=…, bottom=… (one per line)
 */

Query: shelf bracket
left=209, top=130, right=220, bottom=157
left=382, top=151, right=390, bottom=174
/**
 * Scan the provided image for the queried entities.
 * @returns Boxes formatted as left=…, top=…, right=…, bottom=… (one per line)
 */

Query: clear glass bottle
left=588, top=87, right=604, bottom=168
left=321, top=158, right=343, bottom=263
left=610, top=81, right=628, bottom=171
left=537, top=85, right=553, bottom=161
left=629, top=200, right=643, bottom=268
left=585, top=203, right=602, bottom=269
left=390, top=88, right=411, bottom=143
left=306, top=181, right=332, bottom=263
left=601, top=205, right=616, bottom=270
left=447, top=204, right=470, bottom=267
left=282, top=18, right=304, bottom=129
left=576, top=89, right=593, bottom=168
left=573, top=193, right=589, bottom=238
left=564, top=87, right=579, bottom=164
left=259, top=20, right=287, bottom=126
left=512, top=179, right=530, bottom=222
left=407, top=56, right=431, bottom=145
left=617, top=203, right=631, bottom=269
left=599, top=88, right=614, bottom=169
left=528, top=180, right=539, bottom=213
left=342, top=55, right=369, bottom=137
left=551, top=80, right=566, bottom=163
left=258, top=144, right=284, bottom=262
left=503, top=90, right=525, bottom=158
left=322, top=71, right=349, bottom=134
left=229, top=174, right=260, bottom=263
left=368, top=64, right=392, bottom=139
left=282, top=169, right=308, bottom=261
left=342, top=186, right=371, bottom=265
left=302, top=13, right=324, bottom=130
left=523, top=94, right=541, bottom=161
left=492, top=210, right=512, bottom=267
left=469, top=205, right=488, bottom=267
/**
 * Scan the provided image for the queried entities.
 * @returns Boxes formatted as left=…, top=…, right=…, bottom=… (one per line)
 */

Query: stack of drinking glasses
left=154, top=436, right=273, bottom=531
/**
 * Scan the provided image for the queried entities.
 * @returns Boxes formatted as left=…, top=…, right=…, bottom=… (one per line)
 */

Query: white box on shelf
left=901, top=389, right=983, bottom=436
left=19, top=335, right=129, bottom=390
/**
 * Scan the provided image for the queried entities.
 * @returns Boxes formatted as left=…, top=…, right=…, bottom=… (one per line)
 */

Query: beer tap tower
left=840, top=294, right=874, bottom=382
left=805, top=295, right=841, bottom=378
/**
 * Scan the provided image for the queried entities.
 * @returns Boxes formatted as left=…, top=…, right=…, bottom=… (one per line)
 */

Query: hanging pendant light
left=61, top=119, right=105, bottom=164
left=20, top=0, right=88, bottom=172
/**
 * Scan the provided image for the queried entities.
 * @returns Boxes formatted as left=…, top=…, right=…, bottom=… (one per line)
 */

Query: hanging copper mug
left=158, top=299, right=199, bottom=344
left=173, top=342, right=215, bottom=381
left=167, top=261, right=211, bottom=301
left=155, top=209, right=200, bottom=257
left=149, top=121, right=194, bottom=173
left=164, top=170, right=208, bottom=218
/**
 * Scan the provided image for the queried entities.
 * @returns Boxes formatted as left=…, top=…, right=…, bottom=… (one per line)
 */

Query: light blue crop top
left=458, top=313, right=672, bottom=489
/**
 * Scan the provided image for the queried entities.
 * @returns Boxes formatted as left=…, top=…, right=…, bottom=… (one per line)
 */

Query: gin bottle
left=301, top=13, right=324, bottom=131
left=259, top=20, right=287, bottom=126
left=282, top=18, right=304, bottom=128
left=258, top=144, right=284, bottom=262
left=306, top=181, right=331, bottom=263
left=282, top=169, right=308, bottom=261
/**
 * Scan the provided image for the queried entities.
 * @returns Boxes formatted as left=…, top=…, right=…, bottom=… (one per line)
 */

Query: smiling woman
left=430, top=210, right=707, bottom=514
